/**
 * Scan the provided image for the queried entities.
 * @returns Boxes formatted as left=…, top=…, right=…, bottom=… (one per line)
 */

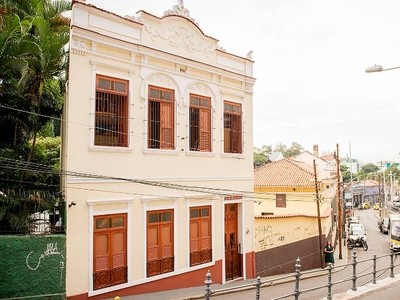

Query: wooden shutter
left=160, top=102, right=174, bottom=149
left=199, top=109, right=211, bottom=151
left=94, top=233, right=109, bottom=272
left=231, top=114, right=242, bottom=153
left=201, top=219, right=211, bottom=250
left=93, top=214, right=127, bottom=290
left=112, top=231, right=126, bottom=268
left=161, top=224, right=173, bottom=258
left=147, top=227, right=159, bottom=260
left=190, top=221, right=200, bottom=252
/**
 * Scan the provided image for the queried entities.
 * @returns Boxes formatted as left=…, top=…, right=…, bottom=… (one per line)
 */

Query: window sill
left=89, top=145, right=133, bottom=153
left=221, top=153, right=245, bottom=159
left=142, top=149, right=179, bottom=156
left=185, top=151, right=215, bottom=157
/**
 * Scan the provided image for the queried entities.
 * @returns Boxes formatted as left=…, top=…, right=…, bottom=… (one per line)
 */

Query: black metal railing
left=0, top=189, right=65, bottom=234
left=204, top=251, right=400, bottom=300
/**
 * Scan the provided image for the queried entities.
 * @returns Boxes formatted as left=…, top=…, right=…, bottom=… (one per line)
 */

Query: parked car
left=378, top=217, right=389, bottom=234
left=347, top=216, right=359, bottom=226
left=359, top=203, right=370, bottom=209
left=373, top=203, right=380, bottom=210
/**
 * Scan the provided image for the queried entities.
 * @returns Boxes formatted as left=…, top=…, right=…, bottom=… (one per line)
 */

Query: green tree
left=283, top=142, right=304, bottom=158
left=385, top=164, right=400, bottom=186
left=357, top=163, right=379, bottom=178
left=273, top=143, right=287, bottom=154
left=0, top=0, right=69, bottom=189
left=253, top=143, right=305, bottom=165
left=253, top=145, right=272, bottom=166
left=340, top=165, right=352, bottom=182
left=17, top=0, right=70, bottom=181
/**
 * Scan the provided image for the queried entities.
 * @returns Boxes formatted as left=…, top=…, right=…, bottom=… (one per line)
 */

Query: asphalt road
left=210, top=208, right=400, bottom=299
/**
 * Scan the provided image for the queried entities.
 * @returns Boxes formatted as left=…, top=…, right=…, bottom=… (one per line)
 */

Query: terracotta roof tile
left=254, top=158, right=316, bottom=187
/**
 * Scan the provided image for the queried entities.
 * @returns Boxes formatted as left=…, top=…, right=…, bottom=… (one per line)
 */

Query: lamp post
left=365, top=64, right=400, bottom=73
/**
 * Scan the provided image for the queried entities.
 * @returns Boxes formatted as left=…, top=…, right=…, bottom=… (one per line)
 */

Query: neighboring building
left=253, top=158, right=333, bottom=276
left=268, top=151, right=284, bottom=162
left=381, top=161, right=400, bottom=170
left=64, top=1, right=255, bottom=299
left=347, top=180, right=380, bottom=206
left=291, top=150, right=339, bottom=212
left=340, top=157, right=361, bottom=174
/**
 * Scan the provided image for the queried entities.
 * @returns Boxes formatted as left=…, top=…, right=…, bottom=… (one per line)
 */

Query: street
left=210, top=208, right=400, bottom=299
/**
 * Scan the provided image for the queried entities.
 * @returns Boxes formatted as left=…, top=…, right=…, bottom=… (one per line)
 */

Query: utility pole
left=349, top=143, right=354, bottom=214
left=335, top=144, right=343, bottom=259
left=313, top=159, right=324, bottom=268
left=389, top=171, right=393, bottom=202
left=378, top=173, right=382, bottom=217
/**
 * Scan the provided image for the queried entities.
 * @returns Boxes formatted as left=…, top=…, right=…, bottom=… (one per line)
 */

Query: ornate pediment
left=163, top=0, right=198, bottom=26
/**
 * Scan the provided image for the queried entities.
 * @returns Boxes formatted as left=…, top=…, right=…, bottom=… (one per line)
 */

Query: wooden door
left=224, top=204, right=241, bottom=281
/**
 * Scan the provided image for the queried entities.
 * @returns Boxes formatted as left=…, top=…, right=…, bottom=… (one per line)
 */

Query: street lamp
left=365, top=64, right=400, bottom=73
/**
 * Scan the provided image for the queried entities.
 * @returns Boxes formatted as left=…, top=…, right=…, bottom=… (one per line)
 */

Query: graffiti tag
left=26, top=242, right=64, bottom=271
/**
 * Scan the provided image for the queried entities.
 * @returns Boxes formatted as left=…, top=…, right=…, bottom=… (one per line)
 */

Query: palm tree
left=0, top=0, right=71, bottom=182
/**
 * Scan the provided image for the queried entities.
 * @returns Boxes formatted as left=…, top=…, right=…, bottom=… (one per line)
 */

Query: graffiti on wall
left=255, top=222, right=328, bottom=251
left=26, top=242, right=65, bottom=286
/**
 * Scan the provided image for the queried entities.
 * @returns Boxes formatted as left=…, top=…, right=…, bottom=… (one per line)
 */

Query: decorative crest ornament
left=164, top=0, right=198, bottom=26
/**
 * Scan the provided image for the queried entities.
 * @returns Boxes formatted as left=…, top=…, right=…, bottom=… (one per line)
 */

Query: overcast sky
left=86, top=0, right=400, bottom=165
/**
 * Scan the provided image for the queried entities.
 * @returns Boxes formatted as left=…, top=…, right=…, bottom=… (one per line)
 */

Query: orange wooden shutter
left=161, top=224, right=173, bottom=258
left=112, top=231, right=126, bottom=268
left=231, top=115, right=242, bottom=153
left=199, top=109, right=211, bottom=151
left=147, top=227, right=159, bottom=261
left=190, top=221, right=200, bottom=252
left=160, top=102, right=174, bottom=149
left=201, top=219, right=211, bottom=250
left=94, top=233, right=109, bottom=272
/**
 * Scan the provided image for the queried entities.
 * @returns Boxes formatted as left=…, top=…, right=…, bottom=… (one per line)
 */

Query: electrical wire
left=0, top=157, right=329, bottom=203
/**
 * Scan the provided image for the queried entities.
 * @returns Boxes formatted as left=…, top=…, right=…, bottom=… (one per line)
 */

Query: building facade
left=64, top=1, right=255, bottom=299
left=253, top=158, right=334, bottom=275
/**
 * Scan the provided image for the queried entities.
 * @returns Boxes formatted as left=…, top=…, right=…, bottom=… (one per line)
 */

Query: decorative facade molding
left=140, top=73, right=178, bottom=107
left=144, top=24, right=215, bottom=57
left=163, top=0, right=198, bottom=26
left=220, top=90, right=244, bottom=100
left=185, top=82, right=217, bottom=119
left=71, top=48, right=87, bottom=56
left=71, top=38, right=87, bottom=55
left=72, top=38, right=87, bottom=50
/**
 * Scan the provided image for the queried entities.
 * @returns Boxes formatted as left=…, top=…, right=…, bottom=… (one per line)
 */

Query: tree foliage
left=340, top=165, right=352, bottom=183
left=253, top=142, right=305, bottom=166
left=357, top=163, right=379, bottom=178
left=0, top=0, right=70, bottom=192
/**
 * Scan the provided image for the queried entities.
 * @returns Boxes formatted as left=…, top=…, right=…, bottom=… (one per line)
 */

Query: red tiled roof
left=254, top=158, right=316, bottom=187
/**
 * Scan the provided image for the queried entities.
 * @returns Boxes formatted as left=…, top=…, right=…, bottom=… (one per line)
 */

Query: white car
left=347, top=216, right=359, bottom=226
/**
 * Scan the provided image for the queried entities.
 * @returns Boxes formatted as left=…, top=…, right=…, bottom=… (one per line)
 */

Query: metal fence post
left=390, top=251, right=395, bottom=278
left=327, top=263, right=332, bottom=300
left=255, top=276, right=261, bottom=300
left=372, top=254, right=377, bottom=284
left=352, top=251, right=357, bottom=291
left=204, top=271, right=212, bottom=300
left=294, top=257, right=301, bottom=300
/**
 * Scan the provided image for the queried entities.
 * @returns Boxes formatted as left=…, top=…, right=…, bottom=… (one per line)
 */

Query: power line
left=0, top=102, right=257, bottom=165
left=0, top=157, right=324, bottom=203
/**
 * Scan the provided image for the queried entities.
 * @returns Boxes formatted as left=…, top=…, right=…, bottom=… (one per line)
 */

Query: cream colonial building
left=63, top=1, right=255, bottom=299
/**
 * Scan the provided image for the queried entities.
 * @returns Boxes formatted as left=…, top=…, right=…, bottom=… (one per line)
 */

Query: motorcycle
left=347, top=235, right=368, bottom=251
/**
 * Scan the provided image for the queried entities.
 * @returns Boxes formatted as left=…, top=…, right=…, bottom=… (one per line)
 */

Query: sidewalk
left=108, top=226, right=400, bottom=300
left=105, top=211, right=400, bottom=300
left=108, top=238, right=353, bottom=300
